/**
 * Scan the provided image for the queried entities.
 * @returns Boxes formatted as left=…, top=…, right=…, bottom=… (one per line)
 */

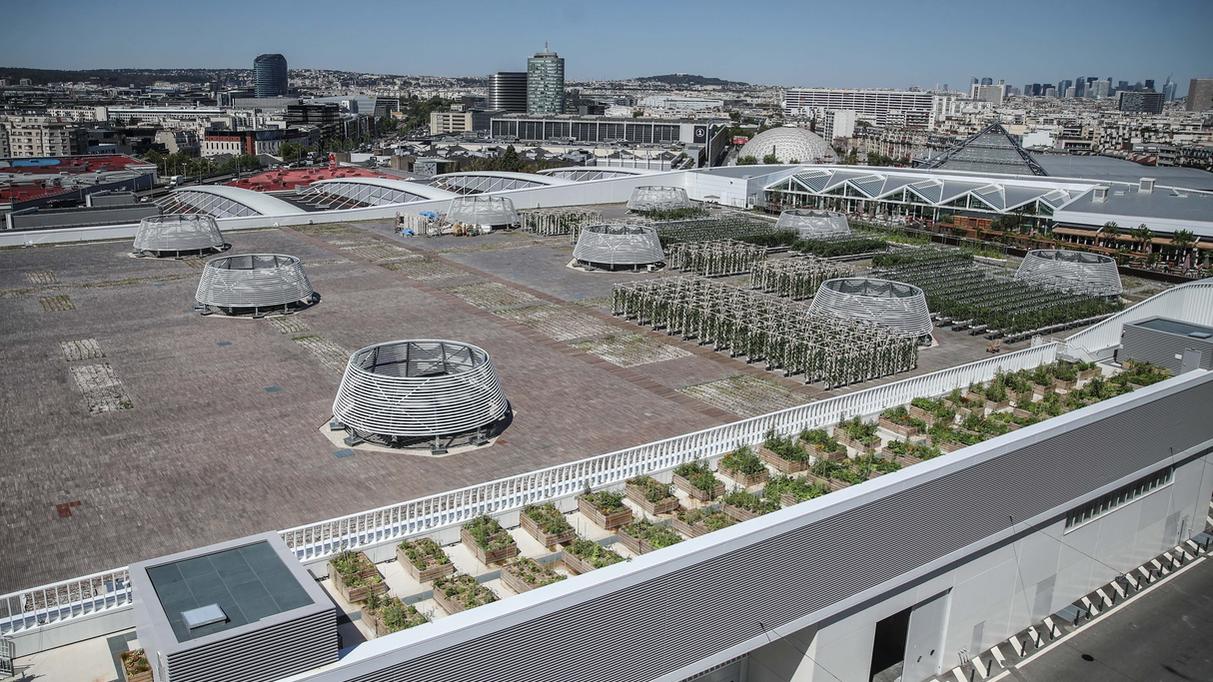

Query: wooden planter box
left=460, top=526, right=518, bottom=565
left=520, top=512, right=575, bottom=549
left=1012, top=407, right=1034, bottom=419
left=672, top=473, right=724, bottom=502
left=396, top=546, right=454, bottom=583
left=893, top=454, right=924, bottom=468
left=759, top=445, right=810, bottom=474
left=836, top=434, right=877, bottom=456
left=878, top=416, right=918, bottom=438
left=562, top=551, right=600, bottom=576
left=984, top=399, right=1011, bottom=413
left=719, top=465, right=769, bottom=487
left=908, top=404, right=936, bottom=425
left=722, top=503, right=763, bottom=523
left=625, top=483, right=679, bottom=515
left=121, top=652, right=153, bottom=682
left=937, top=441, right=966, bottom=453
left=578, top=496, right=633, bottom=530
left=1078, top=368, right=1101, bottom=382
left=1030, top=382, right=1051, bottom=396
left=362, top=603, right=417, bottom=637
left=616, top=526, right=661, bottom=555
left=432, top=586, right=485, bottom=616
left=810, top=475, right=851, bottom=492
left=330, top=554, right=388, bottom=603
left=778, top=492, right=808, bottom=507
left=1053, top=378, right=1075, bottom=392
left=500, top=565, right=556, bottom=594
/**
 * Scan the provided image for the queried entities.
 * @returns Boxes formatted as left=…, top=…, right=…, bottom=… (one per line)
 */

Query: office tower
left=1163, top=78, right=1177, bottom=102
left=1187, top=79, right=1213, bottom=111
left=253, top=53, right=288, bottom=98
left=1058, top=79, right=1072, bottom=98
left=526, top=47, right=565, bottom=115
left=1118, top=91, right=1164, bottom=114
left=488, top=72, right=528, bottom=112
left=1074, top=76, right=1085, bottom=98
left=1144, top=79, right=1155, bottom=92
left=980, top=77, right=993, bottom=86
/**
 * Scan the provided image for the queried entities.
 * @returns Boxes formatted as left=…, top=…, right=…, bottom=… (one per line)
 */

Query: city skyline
left=1, top=0, right=1210, bottom=93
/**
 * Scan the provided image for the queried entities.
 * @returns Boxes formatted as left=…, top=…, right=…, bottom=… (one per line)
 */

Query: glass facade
left=253, top=54, right=288, bottom=98
left=491, top=117, right=680, bottom=144
left=527, top=50, right=565, bottom=115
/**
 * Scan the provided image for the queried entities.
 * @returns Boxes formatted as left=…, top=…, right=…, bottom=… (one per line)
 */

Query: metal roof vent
left=1092, top=186, right=1108, bottom=203
left=182, top=603, right=228, bottom=630
left=1139, top=177, right=1155, bottom=193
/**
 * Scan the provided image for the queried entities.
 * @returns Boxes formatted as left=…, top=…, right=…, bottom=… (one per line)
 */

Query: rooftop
left=226, top=166, right=396, bottom=192
left=0, top=215, right=1003, bottom=591
left=0, top=154, right=154, bottom=176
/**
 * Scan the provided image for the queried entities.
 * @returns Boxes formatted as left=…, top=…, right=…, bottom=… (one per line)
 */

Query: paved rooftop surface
left=1011, top=555, right=1213, bottom=682
left=0, top=220, right=1001, bottom=591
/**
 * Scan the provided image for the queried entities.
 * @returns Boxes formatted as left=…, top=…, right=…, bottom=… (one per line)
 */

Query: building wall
left=749, top=453, right=1213, bottom=681
left=0, top=115, right=87, bottom=157
left=526, top=51, right=565, bottom=115
left=1186, top=79, right=1213, bottom=112
left=1118, top=323, right=1213, bottom=373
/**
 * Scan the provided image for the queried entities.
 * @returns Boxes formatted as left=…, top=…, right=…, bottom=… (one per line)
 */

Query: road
left=1010, top=556, right=1213, bottom=682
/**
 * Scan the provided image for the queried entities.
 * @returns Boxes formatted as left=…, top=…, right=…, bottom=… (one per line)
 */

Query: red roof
left=0, top=154, right=153, bottom=175
left=226, top=166, right=394, bottom=192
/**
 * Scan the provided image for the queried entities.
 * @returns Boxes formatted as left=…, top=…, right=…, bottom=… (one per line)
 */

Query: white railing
left=1064, top=278, right=1213, bottom=360
left=0, top=342, right=1059, bottom=639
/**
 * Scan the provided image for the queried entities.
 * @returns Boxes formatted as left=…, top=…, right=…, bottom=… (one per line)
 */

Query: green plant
left=720, top=446, right=766, bottom=476
left=721, top=490, right=781, bottom=515
left=838, top=417, right=879, bottom=446
left=434, top=574, right=497, bottom=609
left=121, top=649, right=150, bottom=676
left=677, top=507, right=736, bottom=531
left=463, top=515, right=516, bottom=552
left=564, top=538, right=624, bottom=569
left=763, top=475, right=828, bottom=503
left=374, top=596, right=428, bottom=632
left=398, top=538, right=449, bottom=570
left=626, top=475, right=674, bottom=503
left=622, top=520, right=684, bottom=549
left=886, top=439, right=942, bottom=460
left=765, top=431, right=811, bottom=462
left=331, top=551, right=381, bottom=587
left=522, top=503, right=573, bottom=536
left=673, top=460, right=720, bottom=495
left=580, top=490, right=626, bottom=513
left=504, top=557, right=565, bottom=588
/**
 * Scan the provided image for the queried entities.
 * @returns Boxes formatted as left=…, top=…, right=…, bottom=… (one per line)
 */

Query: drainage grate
left=61, top=338, right=105, bottom=362
left=263, top=385, right=283, bottom=394
left=26, top=270, right=57, bottom=285
left=216, top=340, right=232, bottom=347
left=334, top=449, right=354, bottom=459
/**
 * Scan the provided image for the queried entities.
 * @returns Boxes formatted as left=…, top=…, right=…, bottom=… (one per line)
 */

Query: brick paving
left=0, top=221, right=1003, bottom=591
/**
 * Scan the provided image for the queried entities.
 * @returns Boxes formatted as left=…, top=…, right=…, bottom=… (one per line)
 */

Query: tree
left=845, top=148, right=859, bottom=165
left=279, top=142, right=304, bottom=163
left=1101, top=221, right=1119, bottom=249
left=1132, top=224, right=1153, bottom=257
left=762, top=153, right=780, bottom=164
left=737, top=155, right=758, bottom=166
left=1170, top=228, right=1196, bottom=265
left=787, top=158, right=800, bottom=165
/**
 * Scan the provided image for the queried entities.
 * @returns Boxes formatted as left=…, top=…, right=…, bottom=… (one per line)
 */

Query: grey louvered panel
left=322, top=375, right=1213, bottom=682
left=168, top=610, right=336, bottom=682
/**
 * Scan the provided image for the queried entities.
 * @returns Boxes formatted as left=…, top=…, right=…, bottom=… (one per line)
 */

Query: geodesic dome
left=446, top=195, right=519, bottom=227
left=738, top=127, right=837, bottom=164
left=776, top=210, right=851, bottom=239
left=1014, top=249, right=1123, bottom=297
left=809, top=277, right=932, bottom=338
left=626, top=185, right=695, bottom=212
left=573, top=224, right=665, bottom=269
left=132, top=215, right=226, bottom=256
left=331, top=339, right=509, bottom=445
left=195, top=253, right=315, bottom=313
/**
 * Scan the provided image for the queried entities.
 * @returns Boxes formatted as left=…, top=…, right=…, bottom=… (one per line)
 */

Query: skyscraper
left=253, top=54, right=288, bottom=98
left=1074, top=76, right=1085, bottom=98
left=1163, top=77, right=1177, bottom=102
left=526, top=47, right=565, bottom=115
left=1187, top=79, right=1213, bottom=111
left=488, top=72, right=528, bottom=112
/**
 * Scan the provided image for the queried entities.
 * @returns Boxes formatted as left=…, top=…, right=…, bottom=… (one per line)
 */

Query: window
left=1064, top=466, right=1173, bottom=531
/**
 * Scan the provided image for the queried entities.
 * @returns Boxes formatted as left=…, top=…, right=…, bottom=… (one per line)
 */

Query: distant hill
left=0, top=67, right=227, bottom=87
left=636, top=74, right=750, bottom=88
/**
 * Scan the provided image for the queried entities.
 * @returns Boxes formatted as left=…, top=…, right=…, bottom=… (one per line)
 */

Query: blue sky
left=2, top=0, right=1210, bottom=92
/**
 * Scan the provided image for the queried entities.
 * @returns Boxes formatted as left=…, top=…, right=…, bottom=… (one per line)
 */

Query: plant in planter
left=672, top=506, right=736, bottom=537
left=396, top=537, right=454, bottom=583
left=672, top=460, right=724, bottom=501
left=501, top=557, right=566, bottom=593
left=852, top=454, right=901, bottom=480
left=362, top=592, right=428, bottom=636
left=720, top=490, right=781, bottom=521
left=879, top=405, right=926, bottom=437
left=885, top=438, right=942, bottom=464
left=836, top=417, right=880, bottom=454
left=461, top=515, right=519, bottom=565
left=759, top=430, right=812, bottom=473
left=562, top=537, right=624, bottom=574
left=432, top=574, right=497, bottom=614
left=982, top=379, right=1011, bottom=411
left=809, top=460, right=854, bottom=490
left=578, top=489, right=633, bottom=529
left=800, top=428, right=848, bottom=461
left=1076, top=360, right=1101, bottom=382
left=520, top=503, right=576, bottom=548
left=718, top=446, right=769, bottom=486
left=1052, top=362, right=1078, bottom=389
left=625, top=475, right=679, bottom=515
left=329, top=550, right=388, bottom=603
left=121, top=649, right=153, bottom=682
left=617, top=519, right=684, bottom=554
left=763, top=475, right=829, bottom=506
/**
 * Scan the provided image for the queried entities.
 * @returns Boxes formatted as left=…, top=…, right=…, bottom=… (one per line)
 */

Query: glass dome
left=738, top=127, right=837, bottom=164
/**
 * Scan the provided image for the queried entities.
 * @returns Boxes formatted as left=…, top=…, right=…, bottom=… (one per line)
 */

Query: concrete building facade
left=526, top=48, right=565, bottom=115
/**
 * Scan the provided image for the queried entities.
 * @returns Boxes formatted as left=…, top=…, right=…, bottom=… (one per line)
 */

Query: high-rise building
left=1186, top=78, right=1213, bottom=111
left=1074, top=76, right=1085, bottom=98
left=0, top=114, right=88, bottom=157
left=526, top=47, right=565, bottom=115
left=1163, top=78, right=1177, bottom=102
left=253, top=53, right=288, bottom=98
left=1058, top=79, right=1072, bottom=98
left=488, top=72, right=528, bottom=113
left=979, top=77, right=993, bottom=86
left=1144, top=79, right=1155, bottom=92
left=1117, top=91, right=1164, bottom=114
